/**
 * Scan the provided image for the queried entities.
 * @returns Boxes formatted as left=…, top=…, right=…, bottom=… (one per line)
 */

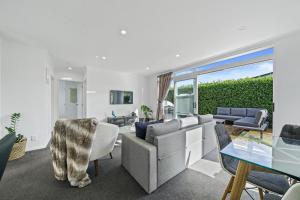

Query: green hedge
left=166, top=76, right=273, bottom=125
left=199, top=76, right=273, bottom=125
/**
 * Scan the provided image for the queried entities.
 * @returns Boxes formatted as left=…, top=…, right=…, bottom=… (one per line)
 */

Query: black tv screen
left=110, top=90, right=133, bottom=104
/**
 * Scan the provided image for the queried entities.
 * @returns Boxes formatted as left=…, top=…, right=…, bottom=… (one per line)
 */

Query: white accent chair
left=90, top=122, right=119, bottom=176
left=265, top=183, right=300, bottom=200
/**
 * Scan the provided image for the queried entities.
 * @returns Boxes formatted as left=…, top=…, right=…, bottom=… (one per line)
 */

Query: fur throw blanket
left=50, top=118, right=98, bottom=188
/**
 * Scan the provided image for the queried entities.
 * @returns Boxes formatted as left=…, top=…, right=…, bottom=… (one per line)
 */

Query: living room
left=1, top=1, right=300, bottom=200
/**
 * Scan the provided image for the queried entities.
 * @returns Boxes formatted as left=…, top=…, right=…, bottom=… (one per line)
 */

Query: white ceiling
left=0, top=0, right=300, bottom=75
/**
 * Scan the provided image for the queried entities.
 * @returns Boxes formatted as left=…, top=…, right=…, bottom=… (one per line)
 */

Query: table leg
left=230, top=160, right=251, bottom=200
left=258, top=188, right=264, bottom=200
left=222, top=176, right=234, bottom=200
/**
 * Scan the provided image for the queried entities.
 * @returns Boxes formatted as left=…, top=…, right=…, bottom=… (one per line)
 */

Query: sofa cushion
left=198, top=114, right=213, bottom=124
left=179, top=116, right=198, bottom=128
left=246, top=108, right=261, bottom=117
left=145, top=119, right=180, bottom=144
left=214, top=115, right=242, bottom=121
left=135, top=120, right=162, bottom=140
left=217, top=107, right=230, bottom=115
left=255, top=110, right=268, bottom=126
left=234, top=117, right=259, bottom=128
left=230, top=108, right=246, bottom=117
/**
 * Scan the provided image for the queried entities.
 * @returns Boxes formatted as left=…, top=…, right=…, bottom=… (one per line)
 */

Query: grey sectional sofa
left=121, top=116, right=216, bottom=193
left=214, top=107, right=269, bottom=138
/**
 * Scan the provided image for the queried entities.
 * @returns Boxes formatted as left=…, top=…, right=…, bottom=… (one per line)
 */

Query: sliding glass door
left=174, top=78, right=198, bottom=118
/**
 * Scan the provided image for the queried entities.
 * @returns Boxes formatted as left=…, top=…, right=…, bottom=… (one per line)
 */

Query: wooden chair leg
left=258, top=188, right=264, bottom=200
left=230, top=161, right=251, bottom=200
left=94, top=160, right=99, bottom=177
left=109, top=152, right=113, bottom=159
left=222, top=176, right=235, bottom=200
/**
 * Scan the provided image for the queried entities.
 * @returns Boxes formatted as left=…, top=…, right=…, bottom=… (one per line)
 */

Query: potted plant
left=140, top=105, right=153, bottom=122
left=5, top=113, right=27, bottom=160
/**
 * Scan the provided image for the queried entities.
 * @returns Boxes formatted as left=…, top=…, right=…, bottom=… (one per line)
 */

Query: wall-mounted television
left=110, top=90, right=133, bottom=104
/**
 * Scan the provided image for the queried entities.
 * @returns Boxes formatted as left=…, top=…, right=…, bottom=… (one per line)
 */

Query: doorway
left=174, top=78, right=198, bottom=118
left=58, top=80, right=84, bottom=119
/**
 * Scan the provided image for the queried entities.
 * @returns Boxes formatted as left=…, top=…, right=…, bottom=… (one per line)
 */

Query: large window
left=175, top=48, right=273, bottom=77
left=198, top=60, right=273, bottom=84
left=169, top=47, right=274, bottom=121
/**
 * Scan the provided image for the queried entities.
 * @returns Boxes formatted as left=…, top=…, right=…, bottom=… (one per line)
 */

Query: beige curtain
left=156, top=72, right=173, bottom=120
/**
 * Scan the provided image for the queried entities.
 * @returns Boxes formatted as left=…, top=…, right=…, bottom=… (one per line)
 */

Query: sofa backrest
left=216, top=107, right=266, bottom=119
left=198, top=114, right=214, bottom=124
left=145, top=119, right=180, bottom=144
left=217, top=107, right=230, bottom=115
left=230, top=108, right=246, bottom=117
left=246, top=108, right=262, bottom=117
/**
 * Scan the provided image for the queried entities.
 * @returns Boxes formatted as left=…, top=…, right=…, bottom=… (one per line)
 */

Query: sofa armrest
left=154, top=130, right=186, bottom=186
left=121, top=133, right=157, bottom=193
left=202, top=121, right=217, bottom=156
left=154, top=130, right=186, bottom=160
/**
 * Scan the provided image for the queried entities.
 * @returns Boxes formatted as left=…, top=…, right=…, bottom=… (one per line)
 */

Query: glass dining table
left=220, top=136, right=300, bottom=200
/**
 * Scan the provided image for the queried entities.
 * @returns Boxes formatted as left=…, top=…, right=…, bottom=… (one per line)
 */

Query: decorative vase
left=9, top=138, right=27, bottom=161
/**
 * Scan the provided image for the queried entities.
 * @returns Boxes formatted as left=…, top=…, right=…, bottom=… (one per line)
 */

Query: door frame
left=173, top=75, right=198, bottom=117
left=58, top=80, right=84, bottom=119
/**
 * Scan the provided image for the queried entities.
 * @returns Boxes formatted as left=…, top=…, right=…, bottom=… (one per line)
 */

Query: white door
left=59, top=80, right=83, bottom=119
left=174, top=78, right=198, bottom=118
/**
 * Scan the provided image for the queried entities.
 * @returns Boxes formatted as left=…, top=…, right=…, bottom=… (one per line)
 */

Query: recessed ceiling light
left=120, top=29, right=127, bottom=35
left=176, top=54, right=180, bottom=58
left=67, top=67, right=72, bottom=70
left=146, top=67, right=150, bottom=70
left=101, top=56, right=107, bottom=60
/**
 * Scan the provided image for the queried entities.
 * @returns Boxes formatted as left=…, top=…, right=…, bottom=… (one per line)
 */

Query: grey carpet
left=0, top=147, right=257, bottom=200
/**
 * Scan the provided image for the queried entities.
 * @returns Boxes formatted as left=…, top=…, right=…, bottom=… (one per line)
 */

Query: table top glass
left=220, top=137, right=300, bottom=179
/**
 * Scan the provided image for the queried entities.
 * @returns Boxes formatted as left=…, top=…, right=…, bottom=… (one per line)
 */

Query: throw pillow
left=180, top=116, right=199, bottom=128
left=135, top=120, right=163, bottom=140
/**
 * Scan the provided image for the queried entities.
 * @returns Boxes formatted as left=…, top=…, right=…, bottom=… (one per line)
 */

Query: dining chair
left=280, top=124, right=300, bottom=140
left=214, top=124, right=290, bottom=200
left=0, top=133, right=16, bottom=181
left=280, top=124, right=300, bottom=184
left=264, top=183, right=300, bottom=200
left=89, top=122, right=119, bottom=176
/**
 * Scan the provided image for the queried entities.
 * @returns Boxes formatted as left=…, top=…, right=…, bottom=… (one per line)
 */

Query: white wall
left=144, top=74, right=158, bottom=117
left=0, top=38, right=53, bottom=151
left=86, top=66, right=147, bottom=121
left=273, top=31, right=300, bottom=136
